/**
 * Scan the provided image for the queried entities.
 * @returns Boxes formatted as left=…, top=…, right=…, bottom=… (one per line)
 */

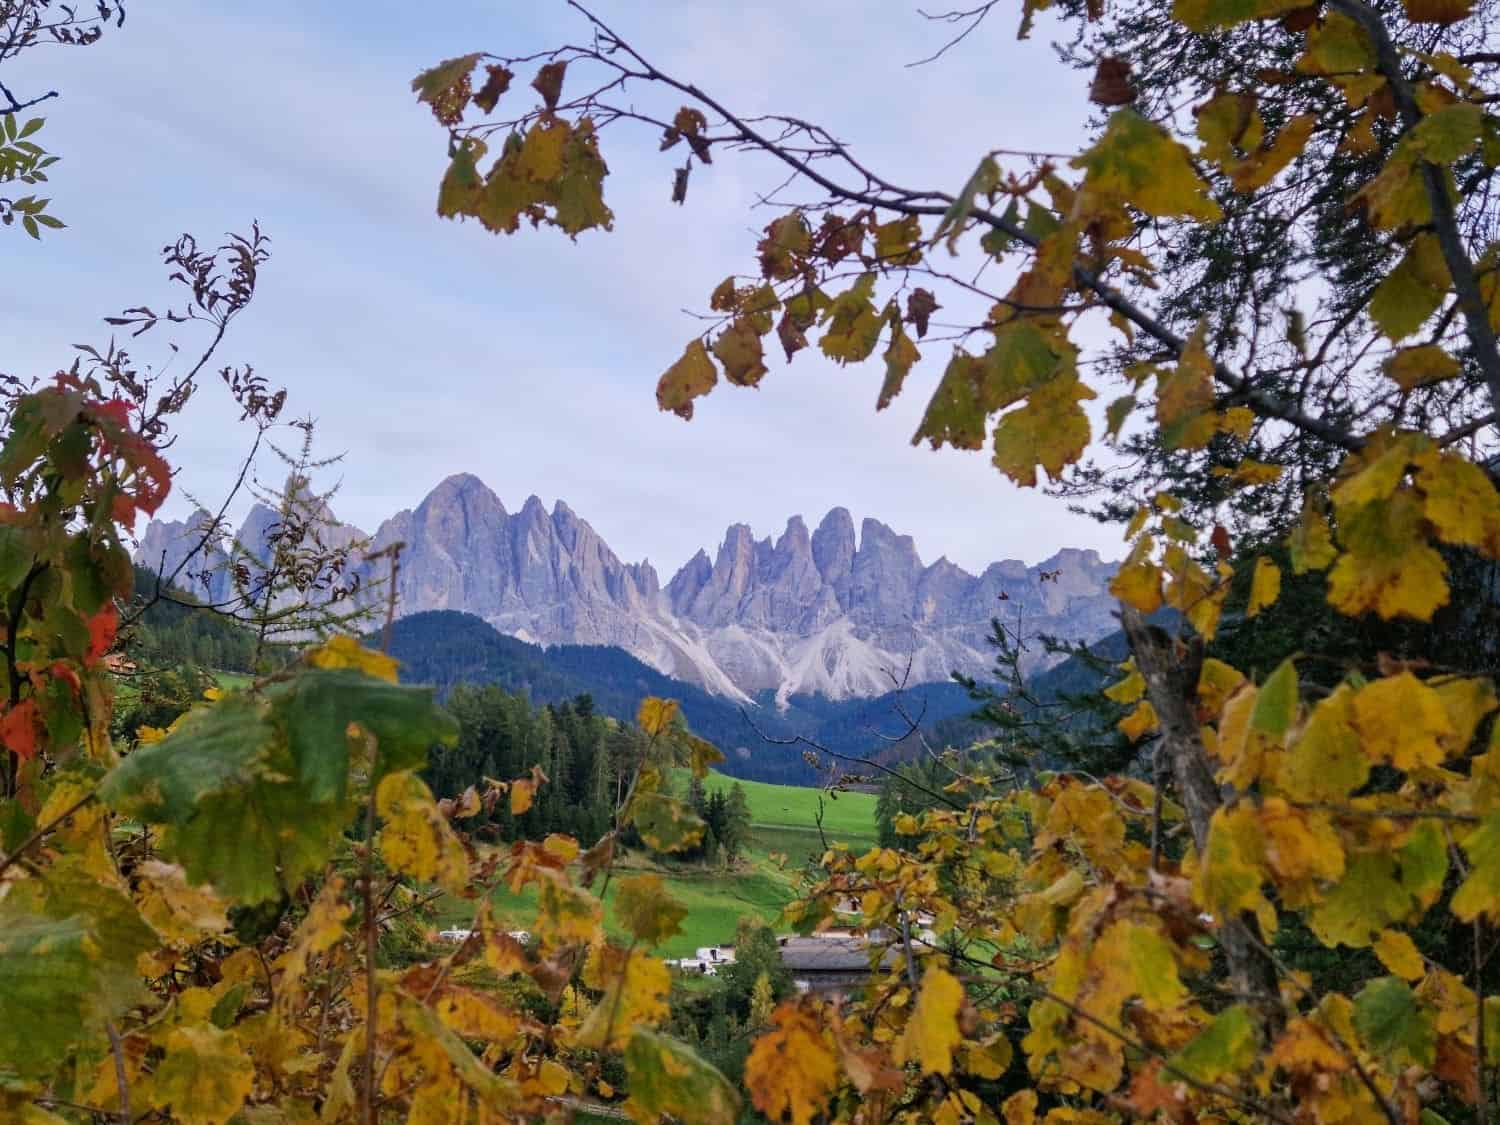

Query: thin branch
left=105, top=1020, right=131, bottom=1124
left=1330, top=0, right=1500, bottom=416
left=0, top=788, right=98, bottom=878
left=906, top=2, right=999, bottom=68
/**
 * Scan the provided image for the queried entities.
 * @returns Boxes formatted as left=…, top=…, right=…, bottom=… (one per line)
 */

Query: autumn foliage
left=7, top=0, right=1500, bottom=1123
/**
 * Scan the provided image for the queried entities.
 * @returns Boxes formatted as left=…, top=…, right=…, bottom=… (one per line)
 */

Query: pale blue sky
left=5, top=1, right=1123, bottom=574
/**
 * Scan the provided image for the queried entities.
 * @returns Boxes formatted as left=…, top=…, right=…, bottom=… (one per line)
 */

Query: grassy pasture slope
left=436, top=770, right=880, bottom=956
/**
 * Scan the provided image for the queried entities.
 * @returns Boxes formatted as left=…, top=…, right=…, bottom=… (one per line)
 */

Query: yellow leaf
left=1327, top=491, right=1450, bottom=621
left=1073, top=109, right=1222, bottom=220
left=1103, top=660, right=1146, bottom=704
left=1173, top=0, right=1308, bottom=31
left=376, top=771, right=469, bottom=893
left=304, top=635, right=399, bottom=682
left=1433, top=676, right=1499, bottom=754
left=1110, top=536, right=1164, bottom=613
left=1282, top=685, right=1371, bottom=803
left=636, top=697, right=680, bottom=736
left=1350, top=672, right=1455, bottom=770
left=1118, top=700, right=1159, bottom=741
left=149, top=1024, right=255, bottom=1125
left=1002, top=1089, right=1039, bottom=1125
left=1374, top=930, right=1426, bottom=980
left=1297, top=11, right=1376, bottom=76
left=895, top=967, right=964, bottom=1075
left=1371, top=233, right=1450, bottom=340
left=1384, top=345, right=1461, bottom=390
left=1221, top=458, right=1283, bottom=486
left=1247, top=556, right=1281, bottom=617
left=990, top=374, right=1096, bottom=487
left=535, top=869, right=602, bottom=946
left=273, top=876, right=351, bottom=1012
left=577, top=944, right=671, bottom=1049
left=1289, top=492, right=1337, bottom=574
left=434, top=986, right=521, bottom=1044
left=712, top=319, right=768, bottom=388
left=962, top=1034, right=1014, bottom=1079
left=656, top=340, right=717, bottom=420
left=1258, top=799, right=1345, bottom=899
left=135, top=859, right=230, bottom=946
left=1415, top=449, right=1500, bottom=553
left=1155, top=326, right=1218, bottom=450
left=509, top=764, right=548, bottom=815
left=1198, top=658, right=1247, bottom=715
left=745, top=1001, right=839, bottom=1125
left=877, top=319, right=921, bottom=412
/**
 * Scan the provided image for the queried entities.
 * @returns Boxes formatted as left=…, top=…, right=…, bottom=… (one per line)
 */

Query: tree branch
left=1330, top=0, right=1500, bottom=417
left=1119, top=607, right=1284, bottom=1038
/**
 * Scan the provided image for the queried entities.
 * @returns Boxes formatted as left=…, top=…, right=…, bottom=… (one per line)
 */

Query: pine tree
left=723, top=783, right=752, bottom=860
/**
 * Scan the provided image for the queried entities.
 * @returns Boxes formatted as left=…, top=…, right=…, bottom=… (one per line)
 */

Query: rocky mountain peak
left=136, top=477, right=1120, bottom=703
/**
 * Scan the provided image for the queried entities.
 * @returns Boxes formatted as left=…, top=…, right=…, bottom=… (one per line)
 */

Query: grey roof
left=777, top=935, right=901, bottom=973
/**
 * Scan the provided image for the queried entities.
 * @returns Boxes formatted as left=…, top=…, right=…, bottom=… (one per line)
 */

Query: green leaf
left=613, top=874, right=688, bottom=946
left=1168, top=1005, right=1257, bottom=1083
left=624, top=1029, right=741, bottom=1125
left=1308, top=852, right=1414, bottom=948
left=0, top=874, right=151, bottom=1079
left=819, top=274, right=883, bottom=364
left=1250, top=657, right=1298, bottom=738
left=934, top=156, right=1000, bottom=252
left=1353, top=976, right=1436, bottom=1066
left=0, top=913, right=108, bottom=1078
left=1172, top=0, right=1308, bottom=32
left=1452, top=812, right=1500, bottom=922
left=627, top=790, right=706, bottom=854
left=274, top=669, right=457, bottom=804
left=411, top=52, right=481, bottom=105
left=101, top=674, right=456, bottom=902
left=1407, top=104, right=1483, bottom=164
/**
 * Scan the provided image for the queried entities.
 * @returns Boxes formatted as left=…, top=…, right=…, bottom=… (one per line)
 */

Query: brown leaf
left=1403, top=0, right=1477, bottom=23
left=672, top=164, right=690, bottom=205
left=1089, top=56, right=1137, bottom=107
left=1211, top=523, right=1232, bottom=559
left=1280, top=5, right=1320, bottom=32
left=531, top=61, right=567, bottom=110
left=906, top=288, right=940, bottom=339
left=473, top=65, right=513, bottom=113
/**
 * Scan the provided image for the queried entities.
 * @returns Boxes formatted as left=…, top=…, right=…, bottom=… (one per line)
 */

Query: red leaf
left=1, top=700, right=40, bottom=761
left=86, top=603, right=118, bottom=666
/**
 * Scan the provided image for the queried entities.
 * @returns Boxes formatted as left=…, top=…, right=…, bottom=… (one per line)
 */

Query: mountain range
left=135, top=473, right=1121, bottom=703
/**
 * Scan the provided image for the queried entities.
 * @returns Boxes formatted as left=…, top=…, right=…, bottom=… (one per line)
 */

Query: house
left=777, top=934, right=902, bottom=995
left=665, top=958, right=718, bottom=976
left=694, top=945, right=735, bottom=965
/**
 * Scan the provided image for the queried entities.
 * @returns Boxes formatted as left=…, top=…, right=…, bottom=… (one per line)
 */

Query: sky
left=4, top=0, right=1128, bottom=577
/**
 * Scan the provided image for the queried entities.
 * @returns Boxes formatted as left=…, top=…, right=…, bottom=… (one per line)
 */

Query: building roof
left=777, top=935, right=901, bottom=973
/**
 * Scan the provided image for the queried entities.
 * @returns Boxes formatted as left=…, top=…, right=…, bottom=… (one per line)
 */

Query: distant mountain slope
left=385, top=611, right=979, bottom=784
left=137, top=473, right=1120, bottom=703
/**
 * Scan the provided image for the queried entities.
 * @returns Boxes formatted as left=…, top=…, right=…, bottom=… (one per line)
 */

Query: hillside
left=385, top=610, right=981, bottom=784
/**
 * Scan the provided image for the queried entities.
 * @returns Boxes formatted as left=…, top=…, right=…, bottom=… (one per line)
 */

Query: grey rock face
left=137, top=476, right=1120, bottom=703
